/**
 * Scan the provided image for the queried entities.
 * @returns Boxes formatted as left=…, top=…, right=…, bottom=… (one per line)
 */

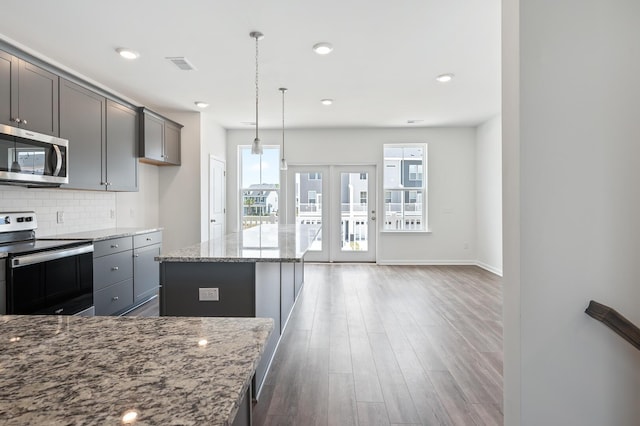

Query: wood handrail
left=585, top=300, right=640, bottom=351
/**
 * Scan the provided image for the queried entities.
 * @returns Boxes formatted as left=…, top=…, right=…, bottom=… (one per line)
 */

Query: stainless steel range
left=0, top=211, right=94, bottom=316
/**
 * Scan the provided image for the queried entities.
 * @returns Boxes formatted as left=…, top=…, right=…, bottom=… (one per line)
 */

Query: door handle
left=211, top=219, right=216, bottom=223
left=371, top=216, right=376, bottom=221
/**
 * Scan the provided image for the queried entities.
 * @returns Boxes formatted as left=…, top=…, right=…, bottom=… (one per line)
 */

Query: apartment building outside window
left=383, top=143, right=427, bottom=231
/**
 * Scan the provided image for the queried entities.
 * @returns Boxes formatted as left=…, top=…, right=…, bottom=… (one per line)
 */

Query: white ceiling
left=0, top=0, right=500, bottom=130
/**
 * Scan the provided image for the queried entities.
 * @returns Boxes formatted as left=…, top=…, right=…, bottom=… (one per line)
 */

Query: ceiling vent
left=166, top=57, right=197, bottom=71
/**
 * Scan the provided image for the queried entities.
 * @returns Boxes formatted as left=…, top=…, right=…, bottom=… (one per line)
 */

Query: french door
left=287, top=165, right=376, bottom=262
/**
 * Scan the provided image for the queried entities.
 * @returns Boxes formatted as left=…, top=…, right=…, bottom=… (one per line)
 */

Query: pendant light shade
left=279, top=87, right=288, bottom=170
left=250, top=31, right=264, bottom=155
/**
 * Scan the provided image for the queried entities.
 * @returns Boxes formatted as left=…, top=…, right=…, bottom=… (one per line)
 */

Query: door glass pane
left=340, top=172, right=368, bottom=252
left=295, top=172, right=322, bottom=251
left=240, top=146, right=280, bottom=229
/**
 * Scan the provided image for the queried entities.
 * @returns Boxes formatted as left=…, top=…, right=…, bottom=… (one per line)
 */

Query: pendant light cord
left=255, top=34, right=259, bottom=141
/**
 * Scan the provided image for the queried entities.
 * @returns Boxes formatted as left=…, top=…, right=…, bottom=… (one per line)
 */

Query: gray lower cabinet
left=93, top=231, right=161, bottom=316
left=133, top=231, right=162, bottom=304
left=93, top=238, right=134, bottom=316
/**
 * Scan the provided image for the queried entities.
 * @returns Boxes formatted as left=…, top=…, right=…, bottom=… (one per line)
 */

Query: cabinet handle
left=21, top=119, right=27, bottom=125
left=111, top=244, right=119, bottom=248
left=146, top=237, right=152, bottom=241
left=134, top=253, right=139, bottom=257
left=112, top=296, right=119, bottom=301
left=12, top=117, right=21, bottom=124
left=111, top=266, right=119, bottom=271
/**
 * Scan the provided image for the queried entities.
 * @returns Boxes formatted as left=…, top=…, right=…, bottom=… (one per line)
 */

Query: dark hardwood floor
left=127, top=264, right=503, bottom=426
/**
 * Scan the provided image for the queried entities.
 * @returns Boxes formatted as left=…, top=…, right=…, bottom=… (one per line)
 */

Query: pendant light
left=250, top=31, right=264, bottom=155
left=279, top=87, right=288, bottom=170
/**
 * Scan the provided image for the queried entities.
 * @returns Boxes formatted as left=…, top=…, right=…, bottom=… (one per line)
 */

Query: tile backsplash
left=0, top=186, right=116, bottom=237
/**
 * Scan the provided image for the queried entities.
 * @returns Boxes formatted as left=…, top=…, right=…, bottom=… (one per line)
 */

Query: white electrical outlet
left=56, top=211, right=64, bottom=224
left=199, top=288, right=219, bottom=301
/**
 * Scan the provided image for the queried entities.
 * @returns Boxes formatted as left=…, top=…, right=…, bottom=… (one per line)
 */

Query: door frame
left=208, top=155, right=226, bottom=241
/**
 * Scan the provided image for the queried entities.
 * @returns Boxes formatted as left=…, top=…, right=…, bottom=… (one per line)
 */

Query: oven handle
left=11, top=244, right=94, bottom=268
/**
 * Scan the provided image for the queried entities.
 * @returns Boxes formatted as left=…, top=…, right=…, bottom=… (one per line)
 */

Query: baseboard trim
left=475, top=261, right=503, bottom=277
left=376, top=259, right=503, bottom=277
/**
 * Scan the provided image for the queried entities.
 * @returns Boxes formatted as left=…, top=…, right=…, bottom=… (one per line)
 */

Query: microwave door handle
left=52, top=144, right=62, bottom=176
left=11, top=245, right=94, bottom=268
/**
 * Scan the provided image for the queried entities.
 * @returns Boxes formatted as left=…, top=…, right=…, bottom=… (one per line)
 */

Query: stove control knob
left=3, top=216, right=10, bottom=225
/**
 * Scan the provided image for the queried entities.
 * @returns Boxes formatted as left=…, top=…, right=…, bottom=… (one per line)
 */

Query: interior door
left=288, top=165, right=376, bottom=262
left=209, top=155, right=226, bottom=241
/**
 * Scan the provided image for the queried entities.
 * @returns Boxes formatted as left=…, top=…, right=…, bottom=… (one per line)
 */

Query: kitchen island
left=0, top=315, right=272, bottom=425
left=157, top=223, right=320, bottom=396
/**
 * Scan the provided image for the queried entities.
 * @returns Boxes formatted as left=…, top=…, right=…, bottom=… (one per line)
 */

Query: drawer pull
left=111, top=266, right=119, bottom=271
left=112, top=296, right=119, bottom=301
left=111, top=244, right=119, bottom=248
left=134, top=253, right=139, bottom=257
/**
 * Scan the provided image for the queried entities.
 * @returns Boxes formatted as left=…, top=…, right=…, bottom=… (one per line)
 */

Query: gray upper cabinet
left=0, top=50, right=59, bottom=136
left=59, top=79, right=105, bottom=191
left=106, top=100, right=138, bottom=191
left=163, top=121, right=181, bottom=165
left=139, top=108, right=182, bottom=166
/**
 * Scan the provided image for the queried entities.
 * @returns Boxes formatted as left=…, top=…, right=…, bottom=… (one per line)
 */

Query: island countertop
left=0, top=315, right=273, bottom=425
left=157, top=223, right=321, bottom=263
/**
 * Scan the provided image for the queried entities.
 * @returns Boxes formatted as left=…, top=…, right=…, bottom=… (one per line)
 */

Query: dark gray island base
left=157, top=224, right=320, bottom=397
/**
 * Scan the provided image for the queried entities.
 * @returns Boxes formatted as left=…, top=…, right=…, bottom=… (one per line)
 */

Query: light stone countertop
left=0, top=315, right=272, bottom=425
left=38, top=227, right=163, bottom=242
left=157, top=223, right=321, bottom=263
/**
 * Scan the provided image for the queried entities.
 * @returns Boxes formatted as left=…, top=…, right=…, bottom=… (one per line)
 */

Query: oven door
left=7, top=244, right=94, bottom=315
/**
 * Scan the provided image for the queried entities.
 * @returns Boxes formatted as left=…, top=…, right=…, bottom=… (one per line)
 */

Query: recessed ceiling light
left=320, top=99, right=333, bottom=106
left=194, top=101, right=209, bottom=108
left=435, top=73, right=454, bottom=83
left=116, top=48, right=140, bottom=60
left=313, top=42, right=333, bottom=55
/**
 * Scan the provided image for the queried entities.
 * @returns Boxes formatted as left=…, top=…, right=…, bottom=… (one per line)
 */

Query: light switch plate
left=199, top=288, right=219, bottom=301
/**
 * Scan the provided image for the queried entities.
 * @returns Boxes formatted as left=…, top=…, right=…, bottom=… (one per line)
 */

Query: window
left=308, top=190, right=317, bottom=204
left=359, top=173, right=367, bottom=180
left=239, top=146, right=280, bottom=230
left=360, top=191, right=367, bottom=205
left=308, top=172, right=320, bottom=180
left=383, top=144, right=427, bottom=231
left=409, top=164, right=423, bottom=181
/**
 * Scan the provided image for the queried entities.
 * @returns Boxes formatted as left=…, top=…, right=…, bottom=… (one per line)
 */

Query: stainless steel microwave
left=0, top=124, right=68, bottom=187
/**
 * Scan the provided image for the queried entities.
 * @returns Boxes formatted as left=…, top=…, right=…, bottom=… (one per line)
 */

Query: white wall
left=158, top=111, right=226, bottom=252
left=504, top=0, right=640, bottom=424
left=116, top=162, right=159, bottom=228
left=476, top=115, right=502, bottom=275
left=227, top=127, right=477, bottom=264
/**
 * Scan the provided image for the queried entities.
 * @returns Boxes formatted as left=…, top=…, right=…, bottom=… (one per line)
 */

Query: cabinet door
left=17, top=59, right=59, bottom=136
left=0, top=51, right=17, bottom=127
left=141, top=111, right=163, bottom=162
left=133, top=244, right=161, bottom=304
left=163, top=121, right=181, bottom=165
left=106, top=100, right=138, bottom=191
left=60, top=79, right=105, bottom=190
